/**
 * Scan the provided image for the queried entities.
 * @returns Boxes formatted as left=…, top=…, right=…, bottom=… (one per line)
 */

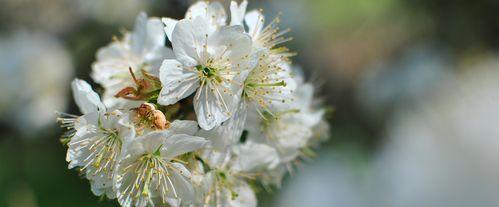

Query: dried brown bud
left=136, top=103, right=155, bottom=117
left=114, top=67, right=162, bottom=101
left=151, top=110, right=170, bottom=130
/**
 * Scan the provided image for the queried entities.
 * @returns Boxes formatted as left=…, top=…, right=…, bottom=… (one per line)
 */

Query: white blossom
left=158, top=16, right=254, bottom=130
left=244, top=9, right=294, bottom=59
left=0, top=31, right=73, bottom=132
left=63, top=79, right=135, bottom=198
left=243, top=50, right=297, bottom=114
left=68, top=110, right=134, bottom=198
left=115, top=121, right=208, bottom=207
left=194, top=142, right=278, bottom=207
left=58, top=79, right=105, bottom=142
left=195, top=100, right=249, bottom=168
left=162, top=1, right=227, bottom=42
left=245, top=80, right=324, bottom=163
left=92, top=12, right=173, bottom=108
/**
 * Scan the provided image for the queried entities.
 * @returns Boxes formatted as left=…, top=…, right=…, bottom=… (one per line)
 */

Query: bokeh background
left=1, top=0, right=499, bottom=206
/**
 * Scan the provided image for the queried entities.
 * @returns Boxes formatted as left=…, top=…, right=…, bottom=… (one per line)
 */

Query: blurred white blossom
left=0, top=31, right=73, bottom=132
left=374, top=57, right=499, bottom=207
left=276, top=56, right=499, bottom=207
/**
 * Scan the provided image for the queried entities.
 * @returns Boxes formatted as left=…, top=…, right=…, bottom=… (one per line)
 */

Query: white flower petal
left=186, top=1, right=227, bottom=26
left=166, top=162, right=195, bottom=204
left=162, top=17, right=178, bottom=42
left=244, top=10, right=264, bottom=37
left=161, top=134, right=208, bottom=160
left=207, top=25, right=253, bottom=71
left=230, top=0, right=248, bottom=26
left=228, top=100, right=248, bottom=141
left=260, top=164, right=287, bottom=187
left=169, top=120, right=199, bottom=136
left=185, top=1, right=209, bottom=19
left=143, top=46, right=174, bottom=76
left=232, top=142, right=280, bottom=172
left=194, top=81, right=241, bottom=130
left=197, top=100, right=248, bottom=152
left=227, top=181, right=257, bottom=207
left=198, top=144, right=230, bottom=169
left=71, top=79, right=105, bottom=114
left=131, top=12, right=166, bottom=56
left=93, top=40, right=131, bottom=62
left=90, top=176, right=117, bottom=199
left=134, top=131, right=169, bottom=154
left=91, top=45, right=133, bottom=88
left=172, top=17, right=213, bottom=67
left=290, top=83, right=314, bottom=110
left=158, top=59, right=199, bottom=105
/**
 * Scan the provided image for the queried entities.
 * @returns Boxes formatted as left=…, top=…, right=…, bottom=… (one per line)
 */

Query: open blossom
left=244, top=9, right=294, bottom=60
left=58, top=2, right=330, bottom=207
left=193, top=142, right=278, bottom=207
left=68, top=110, right=134, bottom=198
left=158, top=16, right=254, bottom=130
left=92, top=12, right=173, bottom=107
left=162, top=1, right=227, bottom=42
left=162, top=0, right=249, bottom=40
left=62, top=79, right=135, bottom=198
left=195, top=100, right=248, bottom=164
left=197, top=171, right=256, bottom=207
left=245, top=78, right=325, bottom=163
left=115, top=121, right=208, bottom=207
left=243, top=50, right=296, bottom=114
left=58, top=79, right=105, bottom=143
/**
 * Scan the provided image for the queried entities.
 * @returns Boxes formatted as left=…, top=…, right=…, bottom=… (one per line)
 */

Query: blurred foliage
left=405, top=0, right=499, bottom=51
left=309, top=0, right=398, bottom=32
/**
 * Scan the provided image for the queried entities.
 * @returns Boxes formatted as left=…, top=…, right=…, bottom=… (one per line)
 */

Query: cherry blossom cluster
left=58, top=1, right=329, bottom=207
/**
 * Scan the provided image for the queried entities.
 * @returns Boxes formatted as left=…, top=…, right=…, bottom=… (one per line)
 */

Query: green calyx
left=216, top=170, right=228, bottom=181
left=153, top=144, right=163, bottom=156
left=196, top=65, right=217, bottom=78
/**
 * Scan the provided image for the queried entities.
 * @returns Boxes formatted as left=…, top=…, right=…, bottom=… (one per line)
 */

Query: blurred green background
left=1, top=0, right=499, bottom=206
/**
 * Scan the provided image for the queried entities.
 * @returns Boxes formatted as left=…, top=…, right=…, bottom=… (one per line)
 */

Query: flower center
left=204, top=170, right=239, bottom=204
left=118, top=152, right=174, bottom=205
left=243, top=78, right=289, bottom=112
left=76, top=128, right=122, bottom=178
left=196, top=65, right=222, bottom=83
